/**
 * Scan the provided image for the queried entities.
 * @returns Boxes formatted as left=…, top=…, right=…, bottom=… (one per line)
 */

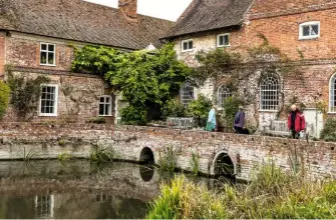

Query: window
left=217, top=86, right=232, bottom=107
left=180, top=81, right=194, bottom=106
left=39, top=85, right=58, bottom=116
left=99, top=95, right=112, bottom=116
left=217, top=34, right=230, bottom=47
left=330, top=74, right=336, bottom=112
left=181, top=39, right=193, bottom=52
left=40, top=43, right=56, bottom=66
left=260, top=75, right=280, bottom=110
left=299, top=21, right=320, bottom=40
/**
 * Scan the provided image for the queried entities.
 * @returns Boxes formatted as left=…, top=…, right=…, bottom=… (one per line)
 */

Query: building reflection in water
left=139, top=165, right=155, bottom=182
left=34, top=194, right=54, bottom=219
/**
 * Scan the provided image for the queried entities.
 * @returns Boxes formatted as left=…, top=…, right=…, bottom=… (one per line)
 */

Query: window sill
left=327, top=112, right=336, bottom=114
left=39, top=114, right=57, bottom=117
left=298, top=36, right=319, bottom=40
left=181, top=49, right=194, bottom=53
left=99, top=115, right=114, bottom=117
left=259, top=110, right=278, bottom=113
left=40, top=64, right=56, bottom=67
left=217, top=45, right=231, bottom=48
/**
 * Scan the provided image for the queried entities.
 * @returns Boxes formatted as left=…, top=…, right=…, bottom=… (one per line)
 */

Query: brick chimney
left=119, top=0, right=137, bottom=19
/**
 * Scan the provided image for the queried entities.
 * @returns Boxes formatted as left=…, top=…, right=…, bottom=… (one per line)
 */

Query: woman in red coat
left=287, top=104, right=306, bottom=139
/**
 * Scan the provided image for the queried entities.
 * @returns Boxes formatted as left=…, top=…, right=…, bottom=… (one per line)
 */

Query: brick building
left=0, top=0, right=173, bottom=123
left=164, top=0, right=336, bottom=138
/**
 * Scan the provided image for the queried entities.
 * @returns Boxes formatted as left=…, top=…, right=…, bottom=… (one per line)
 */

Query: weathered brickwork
left=173, top=1, right=336, bottom=132
left=0, top=124, right=335, bottom=181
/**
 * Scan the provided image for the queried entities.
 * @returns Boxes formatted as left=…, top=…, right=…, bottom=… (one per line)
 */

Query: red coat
left=287, top=111, right=306, bottom=132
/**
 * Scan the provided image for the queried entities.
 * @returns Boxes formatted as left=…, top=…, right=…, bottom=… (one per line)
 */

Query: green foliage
left=195, top=48, right=242, bottom=81
left=0, top=80, right=10, bottom=120
left=6, top=69, right=50, bottom=121
left=90, top=145, right=115, bottom=162
left=320, top=118, right=336, bottom=142
left=73, top=44, right=193, bottom=125
left=189, top=152, right=200, bottom=175
left=58, top=153, right=73, bottom=161
left=223, top=96, right=244, bottom=128
left=159, top=146, right=178, bottom=172
left=148, top=164, right=336, bottom=219
left=186, top=95, right=212, bottom=127
left=161, top=98, right=186, bottom=119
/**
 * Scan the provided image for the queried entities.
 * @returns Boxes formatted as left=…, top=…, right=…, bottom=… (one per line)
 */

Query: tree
left=72, top=44, right=193, bottom=125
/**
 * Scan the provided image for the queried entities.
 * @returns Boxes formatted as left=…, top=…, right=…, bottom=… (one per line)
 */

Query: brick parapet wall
left=0, top=124, right=336, bottom=180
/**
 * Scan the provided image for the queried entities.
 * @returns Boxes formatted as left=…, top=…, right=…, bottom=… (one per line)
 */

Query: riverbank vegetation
left=147, top=164, right=336, bottom=219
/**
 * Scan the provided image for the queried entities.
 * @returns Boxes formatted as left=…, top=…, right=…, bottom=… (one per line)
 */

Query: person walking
left=288, top=104, right=306, bottom=139
left=205, top=105, right=217, bottom=132
left=234, top=106, right=249, bottom=134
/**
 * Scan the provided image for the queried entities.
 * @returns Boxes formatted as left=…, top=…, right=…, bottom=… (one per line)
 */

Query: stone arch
left=211, top=151, right=235, bottom=178
left=139, top=147, right=155, bottom=165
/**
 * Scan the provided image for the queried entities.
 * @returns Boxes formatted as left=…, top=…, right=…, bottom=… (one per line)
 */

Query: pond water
left=0, top=160, right=222, bottom=219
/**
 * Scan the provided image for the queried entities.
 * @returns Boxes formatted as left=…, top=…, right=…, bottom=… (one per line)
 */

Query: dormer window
left=299, top=21, right=320, bottom=40
left=181, top=39, right=193, bottom=52
left=217, top=34, right=230, bottom=47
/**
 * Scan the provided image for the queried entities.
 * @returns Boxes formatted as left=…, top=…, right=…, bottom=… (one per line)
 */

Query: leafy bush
left=148, top=164, right=336, bottom=219
left=223, top=96, right=244, bottom=128
left=73, top=44, right=193, bottom=125
left=161, top=98, right=186, bottom=119
left=0, top=80, right=10, bottom=120
left=186, top=95, right=212, bottom=127
left=320, top=118, right=336, bottom=142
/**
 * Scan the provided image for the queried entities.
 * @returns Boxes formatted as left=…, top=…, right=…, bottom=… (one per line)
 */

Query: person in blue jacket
left=234, top=106, right=249, bottom=134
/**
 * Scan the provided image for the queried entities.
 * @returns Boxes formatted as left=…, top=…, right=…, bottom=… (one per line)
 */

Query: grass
left=58, top=153, right=73, bottom=161
left=159, top=146, right=178, bottom=172
left=189, top=152, right=200, bottom=175
left=147, top=163, right=336, bottom=219
left=22, top=147, right=38, bottom=162
left=90, top=145, right=115, bottom=163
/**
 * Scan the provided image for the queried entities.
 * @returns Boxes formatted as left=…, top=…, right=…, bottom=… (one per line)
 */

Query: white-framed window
left=329, top=73, right=336, bottom=112
left=260, top=75, right=280, bottom=110
left=181, top=39, right=193, bottom=52
left=217, top=85, right=232, bottom=107
left=217, top=34, right=230, bottom=47
left=99, top=95, right=112, bottom=116
left=180, top=81, right=194, bottom=106
left=40, top=43, right=56, bottom=66
left=299, top=21, right=320, bottom=40
left=39, top=84, right=58, bottom=117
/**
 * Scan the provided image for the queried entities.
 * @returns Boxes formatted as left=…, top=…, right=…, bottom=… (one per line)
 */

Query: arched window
left=180, top=81, right=194, bottom=106
left=260, top=75, right=280, bottom=110
left=217, top=86, right=232, bottom=107
left=330, top=74, right=336, bottom=112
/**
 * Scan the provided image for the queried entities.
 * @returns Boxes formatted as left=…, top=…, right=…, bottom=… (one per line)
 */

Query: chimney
left=119, top=0, right=137, bottom=20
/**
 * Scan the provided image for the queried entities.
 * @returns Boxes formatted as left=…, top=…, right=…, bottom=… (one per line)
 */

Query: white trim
left=217, top=85, right=232, bottom=107
left=98, top=95, right=113, bottom=116
left=181, top=39, right=193, bottom=52
left=40, top=42, right=56, bottom=66
left=299, top=21, right=320, bottom=40
left=39, top=84, right=59, bottom=117
left=217, top=33, right=230, bottom=47
left=329, top=73, right=336, bottom=113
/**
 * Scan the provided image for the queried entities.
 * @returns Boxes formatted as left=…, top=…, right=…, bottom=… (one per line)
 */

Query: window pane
left=219, top=36, right=224, bottom=46
left=105, top=104, right=110, bottom=115
left=302, top=26, right=310, bottom=36
left=311, top=25, right=319, bottom=35
left=188, top=41, right=193, bottom=49
left=100, top=97, right=104, bottom=103
left=183, top=42, right=188, bottom=50
left=48, top=44, right=55, bottom=52
left=40, top=52, right=47, bottom=64
left=41, top=44, right=47, bottom=50
left=224, top=35, right=229, bottom=45
left=48, top=53, right=54, bottom=64
left=99, top=104, right=105, bottom=115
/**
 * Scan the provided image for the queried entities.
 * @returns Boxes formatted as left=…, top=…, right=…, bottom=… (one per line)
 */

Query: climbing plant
left=72, top=44, right=193, bottom=125
left=186, top=95, right=212, bottom=127
left=0, top=80, right=10, bottom=120
left=6, top=66, right=50, bottom=121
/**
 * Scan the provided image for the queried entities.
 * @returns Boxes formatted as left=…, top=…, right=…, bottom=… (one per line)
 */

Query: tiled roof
left=0, top=0, right=174, bottom=50
left=164, top=0, right=253, bottom=39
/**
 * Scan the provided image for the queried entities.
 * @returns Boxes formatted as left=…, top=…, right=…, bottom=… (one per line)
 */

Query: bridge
left=0, top=123, right=335, bottom=181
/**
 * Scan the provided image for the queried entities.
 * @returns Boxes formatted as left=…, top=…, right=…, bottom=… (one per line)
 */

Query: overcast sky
left=84, top=0, right=192, bottom=21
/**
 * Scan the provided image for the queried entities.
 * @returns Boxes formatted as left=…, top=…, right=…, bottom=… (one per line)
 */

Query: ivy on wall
left=72, top=44, right=193, bottom=125
left=0, top=80, right=10, bottom=120
left=5, top=65, right=50, bottom=121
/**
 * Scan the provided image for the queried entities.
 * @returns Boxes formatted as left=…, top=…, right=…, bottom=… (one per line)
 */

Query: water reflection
left=0, top=160, right=230, bottom=219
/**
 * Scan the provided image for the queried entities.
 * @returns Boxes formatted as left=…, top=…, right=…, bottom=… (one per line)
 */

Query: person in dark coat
left=234, top=106, right=249, bottom=134
left=287, top=104, right=306, bottom=139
